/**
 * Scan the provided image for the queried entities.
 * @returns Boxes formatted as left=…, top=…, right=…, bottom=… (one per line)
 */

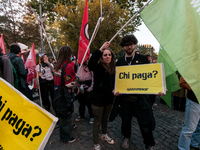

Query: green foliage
left=29, top=0, right=78, bottom=23
left=135, top=44, right=157, bottom=56
left=29, top=0, right=148, bottom=57
left=52, top=0, right=148, bottom=56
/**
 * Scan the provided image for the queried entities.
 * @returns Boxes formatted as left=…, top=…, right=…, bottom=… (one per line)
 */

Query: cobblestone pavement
left=33, top=96, right=185, bottom=150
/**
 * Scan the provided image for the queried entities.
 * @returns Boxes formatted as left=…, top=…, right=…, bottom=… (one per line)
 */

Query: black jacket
left=88, top=50, right=115, bottom=106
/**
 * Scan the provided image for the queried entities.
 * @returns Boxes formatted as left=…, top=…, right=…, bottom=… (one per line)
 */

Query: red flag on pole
left=78, top=0, right=90, bottom=64
left=0, top=34, right=6, bottom=54
left=21, top=54, right=26, bottom=64
left=25, top=43, right=37, bottom=84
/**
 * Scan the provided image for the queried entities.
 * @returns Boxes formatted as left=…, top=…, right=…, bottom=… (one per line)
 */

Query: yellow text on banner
left=0, top=78, right=58, bottom=150
left=114, top=63, right=166, bottom=94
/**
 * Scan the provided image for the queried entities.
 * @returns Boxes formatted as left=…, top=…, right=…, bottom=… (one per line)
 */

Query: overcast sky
left=134, top=22, right=160, bottom=53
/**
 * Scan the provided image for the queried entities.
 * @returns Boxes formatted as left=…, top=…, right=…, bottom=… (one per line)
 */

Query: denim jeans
left=190, top=119, right=200, bottom=148
left=59, top=113, right=73, bottom=142
left=178, top=98, right=200, bottom=150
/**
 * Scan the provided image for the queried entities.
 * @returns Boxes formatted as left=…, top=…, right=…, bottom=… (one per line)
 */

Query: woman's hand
left=44, top=60, right=50, bottom=64
left=44, top=60, right=54, bottom=72
left=100, top=42, right=110, bottom=52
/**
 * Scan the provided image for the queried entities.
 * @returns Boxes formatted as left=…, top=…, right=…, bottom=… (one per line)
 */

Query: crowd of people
left=0, top=34, right=199, bottom=150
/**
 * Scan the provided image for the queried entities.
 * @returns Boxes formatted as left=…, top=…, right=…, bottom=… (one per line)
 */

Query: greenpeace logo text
left=127, top=88, right=149, bottom=91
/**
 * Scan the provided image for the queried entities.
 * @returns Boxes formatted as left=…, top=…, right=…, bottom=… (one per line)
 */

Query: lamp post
left=39, top=0, right=44, bottom=54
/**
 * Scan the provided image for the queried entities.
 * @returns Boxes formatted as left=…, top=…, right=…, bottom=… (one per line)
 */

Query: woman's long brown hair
left=98, top=48, right=116, bottom=74
left=54, top=46, right=73, bottom=71
left=40, top=54, right=47, bottom=63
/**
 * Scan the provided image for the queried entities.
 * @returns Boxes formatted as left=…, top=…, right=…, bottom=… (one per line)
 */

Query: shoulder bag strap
left=61, top=63, right=68, bottom=86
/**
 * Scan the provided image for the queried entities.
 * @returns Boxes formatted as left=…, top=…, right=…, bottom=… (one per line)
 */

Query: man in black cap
left=7, top=43, right=33, bottom=100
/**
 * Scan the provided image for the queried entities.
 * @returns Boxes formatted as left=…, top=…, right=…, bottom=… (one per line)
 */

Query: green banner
left=140, top=0, right=200, bottom=103
left=157, top=47, right=180, bottom=107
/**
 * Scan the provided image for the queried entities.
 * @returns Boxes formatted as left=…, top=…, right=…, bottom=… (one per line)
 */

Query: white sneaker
left=89, top=118, right=94, bottom=124
left=101, top=134, right=114, bottom=144
left=93, top=144, right=101, bottom=150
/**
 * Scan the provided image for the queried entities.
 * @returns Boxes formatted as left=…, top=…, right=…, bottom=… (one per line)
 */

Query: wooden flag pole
left=109, top=0, right=152, bottom=43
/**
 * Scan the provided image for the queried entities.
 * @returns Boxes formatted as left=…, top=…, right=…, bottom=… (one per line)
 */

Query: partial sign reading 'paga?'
left=114, top=63, right=166, bottom=94
left=0, top=78, right=58, bottom=150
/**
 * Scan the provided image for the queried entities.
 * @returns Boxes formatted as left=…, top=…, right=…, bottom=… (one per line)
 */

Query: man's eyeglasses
left=124, top=44, right=134, bottom=49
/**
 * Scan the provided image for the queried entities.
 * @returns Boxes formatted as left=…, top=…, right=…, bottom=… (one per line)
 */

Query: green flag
left=140, top=0, right=200, bottom=103
left=157, top=47, right=180, bottom=107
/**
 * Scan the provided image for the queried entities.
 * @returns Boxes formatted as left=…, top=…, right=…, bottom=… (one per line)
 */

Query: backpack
left=8, top=55, right=18, bottom=89
left=52, top=63, right=74, bottom=118
left=0, top=56, right=18, bottom=88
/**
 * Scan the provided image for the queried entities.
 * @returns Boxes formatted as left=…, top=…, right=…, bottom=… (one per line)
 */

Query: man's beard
left=125, top=48, right=134, bottom=55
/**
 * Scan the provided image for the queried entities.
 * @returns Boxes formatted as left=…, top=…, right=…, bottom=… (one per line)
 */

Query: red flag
left=21, top=53, right=26, bottom=64
left=78, top=0, right=90, bottom=64
left=25, top=43, right=37, bottom=84
left=0, top=34, right=6, bottom=54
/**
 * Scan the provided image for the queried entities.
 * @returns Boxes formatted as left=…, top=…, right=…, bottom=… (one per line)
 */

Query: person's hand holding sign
left=112, top=90, right=121, bottom=96
left=157, top=89, right=168, bottom=97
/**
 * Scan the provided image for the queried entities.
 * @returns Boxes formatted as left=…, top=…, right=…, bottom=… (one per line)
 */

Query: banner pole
left=36, top=72, right=43, bottom=107
left=109, top=0, right=152, bottom=43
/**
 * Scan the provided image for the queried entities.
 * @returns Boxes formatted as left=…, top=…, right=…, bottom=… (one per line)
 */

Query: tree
left=29, top=0, right=78, bottom=24
left=29, top=0, right=148, bottom=24
left=53, top=0, right=142, bottom=56
left=0, top=0, right=41, bottom=50
left=29, top=0, right=149, bottom=56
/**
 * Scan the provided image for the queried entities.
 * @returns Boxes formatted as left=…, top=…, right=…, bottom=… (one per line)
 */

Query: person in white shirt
left=35, top=54, right=54, bottom=111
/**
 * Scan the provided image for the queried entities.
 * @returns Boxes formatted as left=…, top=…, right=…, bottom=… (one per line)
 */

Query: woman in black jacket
left=88, top=42, right=116, bottom=150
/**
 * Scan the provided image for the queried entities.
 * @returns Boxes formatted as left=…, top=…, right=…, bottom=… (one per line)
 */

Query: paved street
left=33, top=96, right=185, bottom=150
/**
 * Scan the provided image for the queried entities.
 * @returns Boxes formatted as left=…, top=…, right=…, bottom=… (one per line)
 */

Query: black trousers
left=77, top=89, right=93, bottom=118
left=18, top=82, right=33, bottom=101
left=149, top=95, right=156, bottom=105
left=120, top=100, right=155, bottom=147
left=40, top=80, right=54, bottom=111
left=173, top=96, right=186, bottom=111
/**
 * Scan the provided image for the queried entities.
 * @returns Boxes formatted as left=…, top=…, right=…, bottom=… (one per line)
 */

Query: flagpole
left=41, top=24, right=57, bottom=61
left=109, top=0, right=152, bottom=43
left=77, top=17, right=103, bottom=75
left=36, top=72, right=43, bottom=107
